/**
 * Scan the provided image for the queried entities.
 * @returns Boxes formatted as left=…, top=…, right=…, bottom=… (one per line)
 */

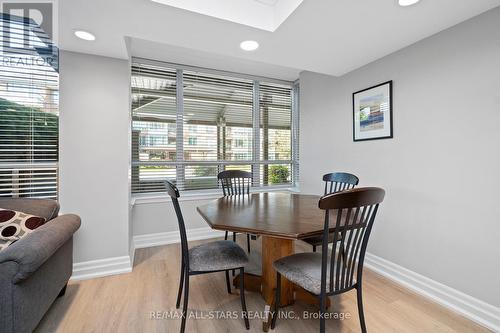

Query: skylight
left=150, top=0, right=304, bottom=31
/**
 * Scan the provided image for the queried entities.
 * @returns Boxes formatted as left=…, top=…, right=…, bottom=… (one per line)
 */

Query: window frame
left=131, top=58, right=299, bottom=196
left=0, top=13, right=59, bottom=199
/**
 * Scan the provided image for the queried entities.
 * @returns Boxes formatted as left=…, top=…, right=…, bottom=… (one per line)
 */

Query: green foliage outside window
left=269, top=165, right=289, bottom=184
left=0, top=98, right=58, bottom=162
left=194, top=166, right=214, bottom=177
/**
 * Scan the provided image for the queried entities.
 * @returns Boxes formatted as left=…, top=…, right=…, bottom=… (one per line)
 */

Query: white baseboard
left=133, top=227, right=224, bottom=249
left=71, top=255, right=133, bottom=281
left=129, top=239, right=136, bottom=269
left=70, top=228, right=221, bottom=282
left=364, top=252, right=500, bottom=332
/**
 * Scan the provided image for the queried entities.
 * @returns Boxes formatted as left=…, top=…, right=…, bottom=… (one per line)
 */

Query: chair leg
left=180, top=271, right=189, bottom=333
left=246, top=234, right=251, bottom=253
left=312, top=245, right=317, bottom=252
left=271, top=272, right=281, bottom=329
left=176, top=262, right=185, bottom=308
left=357, top=285, right=367, bottom=333
left=225, top=231, right=229, bottom=240
left=320, top=293, right=326, bottom=333
left=240, top=268, right=250, bottom=329
left=225, top=270, right=231, bottom=294
left=232, top=233, right=237, bottom=276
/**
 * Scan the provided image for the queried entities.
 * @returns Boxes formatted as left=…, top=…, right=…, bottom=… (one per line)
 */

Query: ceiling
left=59, top=0, right=500, bottom=80
left=149, top=0, right=304, bottom=31
left=130, top=38, right=303, bottom=81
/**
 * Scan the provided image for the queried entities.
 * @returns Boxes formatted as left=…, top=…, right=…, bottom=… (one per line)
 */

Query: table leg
left=295, top=286, right=330, bottom=309
left=233, top=272, right=262, bottom=293
left=232, top=235, right=330, bottom=331
left=261, top=236, right=294, bottom=306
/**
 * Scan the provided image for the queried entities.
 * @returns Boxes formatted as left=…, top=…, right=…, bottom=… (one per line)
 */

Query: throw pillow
left=0, top=208, right=46, bottom=252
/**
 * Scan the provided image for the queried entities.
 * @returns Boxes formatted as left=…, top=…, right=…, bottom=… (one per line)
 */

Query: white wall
left=59, top=51, right=131, bottom=263
left=300, top=7, right=500, bottom=307
left=132, top=198, right=215, bottom=235
left=56, top=6, right=500, bottom=314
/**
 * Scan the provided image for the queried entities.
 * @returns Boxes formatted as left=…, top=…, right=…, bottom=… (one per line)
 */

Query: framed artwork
left=353, top=81, right=393, bottom=141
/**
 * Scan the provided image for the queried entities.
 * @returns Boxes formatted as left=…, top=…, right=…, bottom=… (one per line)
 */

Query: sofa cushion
left=0, top=209, right=46, bottom=251
left=0, top=198, right=59, bottom=221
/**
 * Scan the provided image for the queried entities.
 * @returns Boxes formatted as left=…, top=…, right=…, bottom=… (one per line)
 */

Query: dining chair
left=166, top=181, right=250, bottom=333
left=217, top=170, right=252, bottom=253
left=271, top=187, right=385, bottom=333
left=302, top=172, right=360, bottom=252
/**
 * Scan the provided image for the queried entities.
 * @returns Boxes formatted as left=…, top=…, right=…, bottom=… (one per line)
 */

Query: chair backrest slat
left=319, top=187, right=385, bottom=295
left=218, top=170, right=252, bottom=197
left=339, top=207, right=355, bottom=289
left=165, top=181, right=189, bottom=266
left=323, top=172, right=359, bottom=195
left=344, top=205, right=365, bottom=289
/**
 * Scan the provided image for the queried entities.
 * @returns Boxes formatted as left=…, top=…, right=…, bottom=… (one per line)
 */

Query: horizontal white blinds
left=131, top=63, right=177, bottom=193
left=131, top=60, right=296, bottom=194
left=0, top=14, right=59, bottom=199
left=260, top=82, right=292, bottom=186
left=182, top=70, right=253, bottom=163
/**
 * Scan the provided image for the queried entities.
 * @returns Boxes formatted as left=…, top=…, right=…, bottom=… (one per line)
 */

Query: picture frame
left=353, top=80, right=393, bottom=141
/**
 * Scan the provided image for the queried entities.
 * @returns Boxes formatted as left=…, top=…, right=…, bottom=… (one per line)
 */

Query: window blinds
left=0, top=14, right=59, bottom=199
left=131, top=59, right=297, bottom=194
left=259, top=82, right=293, bottom=186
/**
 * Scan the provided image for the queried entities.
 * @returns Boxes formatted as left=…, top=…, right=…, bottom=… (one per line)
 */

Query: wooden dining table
left=197, top=192, right=334, bottom=331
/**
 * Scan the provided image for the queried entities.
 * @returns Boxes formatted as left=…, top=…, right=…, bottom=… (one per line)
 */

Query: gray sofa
left=0, top=198, right=81, bottom=333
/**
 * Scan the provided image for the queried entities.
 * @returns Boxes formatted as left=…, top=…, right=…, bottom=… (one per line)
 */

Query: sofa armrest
left=0, top=214, right=81, bottom=283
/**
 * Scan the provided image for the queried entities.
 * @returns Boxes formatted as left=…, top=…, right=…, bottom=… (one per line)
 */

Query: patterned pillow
left=0, top=208, right=46, bottom=252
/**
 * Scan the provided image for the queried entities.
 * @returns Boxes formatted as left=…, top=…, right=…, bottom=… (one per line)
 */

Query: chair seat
left=302, top=232, right=341, bottom=247
left=274, top=252, right=352, bottom=295
left=189, top=240, right=249, bottom=272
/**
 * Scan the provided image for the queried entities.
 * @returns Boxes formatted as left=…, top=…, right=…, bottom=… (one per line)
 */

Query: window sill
left=131, top=186, right=300, bottom=206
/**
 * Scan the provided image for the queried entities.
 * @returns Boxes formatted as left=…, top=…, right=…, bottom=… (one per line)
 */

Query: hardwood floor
left=35, top=236, right=491, bottom=333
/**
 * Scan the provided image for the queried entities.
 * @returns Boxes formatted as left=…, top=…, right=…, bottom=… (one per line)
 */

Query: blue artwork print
left=359, top=94, right=387, bottom=132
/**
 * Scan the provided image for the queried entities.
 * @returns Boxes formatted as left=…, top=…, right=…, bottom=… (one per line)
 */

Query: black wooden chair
left=302, top=172, right=359, bottom=252
left=166, top=181, right=250, bottom=333
left=217, top=170, right=252, bottom=253
left=271, top=187, right=385, bottom=333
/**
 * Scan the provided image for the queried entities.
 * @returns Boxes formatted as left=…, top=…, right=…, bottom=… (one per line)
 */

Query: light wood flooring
left=35, top=236, right=491, bottom=333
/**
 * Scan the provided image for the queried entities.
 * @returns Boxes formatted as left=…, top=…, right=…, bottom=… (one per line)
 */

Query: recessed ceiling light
left=240, top=40, right=259, bottom=51
left=398, top=0, right=420, bottom=6
left=74, top=30, right=96, bottom=41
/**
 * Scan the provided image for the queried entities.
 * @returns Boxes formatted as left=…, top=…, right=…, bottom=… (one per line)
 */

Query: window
left=0, top=14, right=59, bottom=199
left=234, top=139, right=245, bottom=148
left=131, top=60, right=298, bottom=194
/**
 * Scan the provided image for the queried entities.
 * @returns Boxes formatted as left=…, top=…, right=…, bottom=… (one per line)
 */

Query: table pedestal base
left=233, top=272, right=331, bottom=307
left=233, top=236, right=330, bottom=331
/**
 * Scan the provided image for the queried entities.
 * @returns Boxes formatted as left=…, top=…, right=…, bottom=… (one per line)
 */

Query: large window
left=0, top=14, right=59, bottom=199
left=131, top=60, right=298, bottom=194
